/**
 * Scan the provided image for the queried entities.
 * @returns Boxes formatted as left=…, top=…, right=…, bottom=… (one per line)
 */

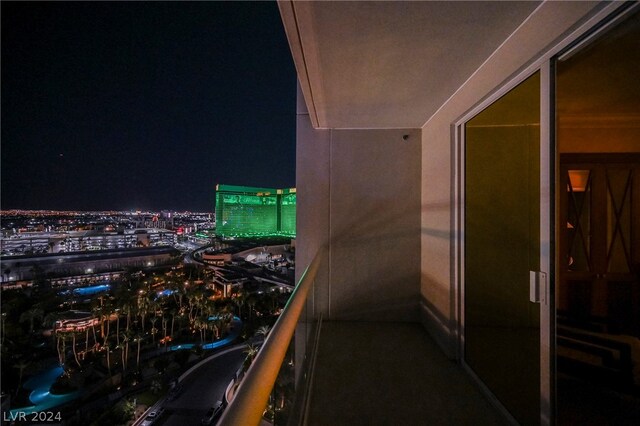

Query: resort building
left=215, top=184, right=296, bottom=238
left=0, top=246, right=180, bottom=286
left=0, top=228, right=177, bottom=255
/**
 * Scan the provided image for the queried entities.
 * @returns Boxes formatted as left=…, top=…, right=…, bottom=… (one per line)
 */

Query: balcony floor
left=307, top=321, right=505, bottom=425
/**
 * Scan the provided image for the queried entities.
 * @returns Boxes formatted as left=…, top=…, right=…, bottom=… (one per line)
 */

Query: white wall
left=297, top=88, right=421, bottom=322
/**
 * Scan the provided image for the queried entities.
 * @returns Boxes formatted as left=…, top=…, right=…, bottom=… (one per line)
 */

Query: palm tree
left=150, top=379, right=162, bottom=395
left=209, top=320, right=219, bottom=341
left=186, top=293, right=196, bottom=324
left=121, top=331, right=131, bottom=371
left=115, top=340, right=126, bottom=372
left=122, top=398, right=136, bottom=421
left=91, top=303, right=102, bottom=346
left=82, top=325, right=90, bottom=353
left=91, top=316, right=98, bottom=349
left=150, top=317, right=159, bottom=344
left=43, top=311, right=61, bottom=331
left=233, top=289, right=246, bottom=318
left=244, top=343, right=259, bottom=360
left=193, top=317, right=205, bottom=343
left=122, top=297, right=134, bottom=334
left=115, top=307, right=121, bottom=346
left=221, top=312, right=234, bottom=338
left=13, top=359, right=30, bottom=393
left=1, top=312, right=6, bottom=346
left=268, top=291, right=279, bottom=314
left=200, top=317, right=209, bottom=343
left=19, top=307, right=44, bottom=334
left=168, top=307, right=177, bottom=339
left=256, top=325, right=271, bottom=339
left=243, top=343, right=259, bottom=372
left=71, top=331, right=82, bottom=367
left=162, top=314, right=169, bottom=339
left=246, top=296, right=257, bottom=321
left=137, top=292, right=150, bottom=333
left=187, top=287, right=205, bottom=324
left=102, top=299, right=114, bottom=345
left=103, top=342, right=112, bottom=376
left=91, top=302, right=105, bottom=339
left=166, top=277, right=184, bottom=308
left=56, top=332, right=68, bottom=366
left=133, top=332, right=144, bottom=368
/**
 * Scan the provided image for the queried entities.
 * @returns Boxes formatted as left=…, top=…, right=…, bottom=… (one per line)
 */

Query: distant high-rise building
left=160, top=210, right=175, bottom=228
left=279, top=190, right=296, bottom=236
left=215, top=184, right=296, bottom=238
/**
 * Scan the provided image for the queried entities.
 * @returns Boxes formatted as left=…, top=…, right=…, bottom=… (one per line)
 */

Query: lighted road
left=155, top=347, right=245, bottom=426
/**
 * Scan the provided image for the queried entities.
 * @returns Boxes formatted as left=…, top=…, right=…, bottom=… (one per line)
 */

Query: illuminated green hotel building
left=215, top=184, right=296, bottom=238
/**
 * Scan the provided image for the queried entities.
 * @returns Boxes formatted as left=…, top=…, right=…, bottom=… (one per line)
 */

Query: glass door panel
left=464, top=72, right=540, bottom=425
left=556, top=8, right=640, bottom=424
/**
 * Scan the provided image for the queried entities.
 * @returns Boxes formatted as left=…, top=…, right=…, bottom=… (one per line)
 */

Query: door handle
left=530, top=271, right=547, bottom=304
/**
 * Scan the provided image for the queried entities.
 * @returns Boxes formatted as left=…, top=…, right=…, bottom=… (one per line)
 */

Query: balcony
left=304, top=320, right=503, bottom=425
left=219, top=250, right=504, bottom=425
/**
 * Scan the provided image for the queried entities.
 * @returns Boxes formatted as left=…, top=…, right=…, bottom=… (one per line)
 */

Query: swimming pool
left=8, top=365, right=81, bottom=417
left=155, top=289, right=176, bottom=299
left=59, top=283, right=111, bottom=297
left=170, top=316, right=242, bottom=351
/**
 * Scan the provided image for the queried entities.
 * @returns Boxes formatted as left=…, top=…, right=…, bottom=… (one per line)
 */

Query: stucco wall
left=296, top=86, right=331, bottom=318
left=329, top=128, right=421, bottom=321
left=297, top=87, right=421, bottom=322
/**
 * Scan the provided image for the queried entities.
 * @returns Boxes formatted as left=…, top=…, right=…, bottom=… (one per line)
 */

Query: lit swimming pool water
left=156, top=289, right=176, bottom=299
left=8, top=365, right=81, bottom=417
left=59, top=283, right=111, bottom=297
left=170, top=316, right=242, bottom=351
left=73, top=284, right=110, bottom=296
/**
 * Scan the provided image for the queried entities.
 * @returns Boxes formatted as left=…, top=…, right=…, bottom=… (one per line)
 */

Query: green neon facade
left=215, top=184, right=296, bottom=238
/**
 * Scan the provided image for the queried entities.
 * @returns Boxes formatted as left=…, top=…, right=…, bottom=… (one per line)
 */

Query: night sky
left=1, top=1, right=297, bottom=212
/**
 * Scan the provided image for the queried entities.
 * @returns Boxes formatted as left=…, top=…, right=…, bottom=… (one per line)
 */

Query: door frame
left=456, top=65, right=551, bottom=426
left=452, top=3, right=637, bottom=424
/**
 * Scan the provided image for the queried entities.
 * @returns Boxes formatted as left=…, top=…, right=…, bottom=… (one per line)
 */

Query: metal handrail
left=218, top=248, right=324, bottom=426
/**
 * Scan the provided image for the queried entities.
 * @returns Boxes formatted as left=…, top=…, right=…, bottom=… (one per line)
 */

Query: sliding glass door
left=464, top=72, right=543, bottom=425
left=555, top=7, right=640, bottom=424
left=460, top=4, right=638, bottom=425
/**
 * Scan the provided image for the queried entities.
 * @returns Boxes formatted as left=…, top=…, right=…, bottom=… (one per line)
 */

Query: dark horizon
left=1, top=1, right=297, bottom=213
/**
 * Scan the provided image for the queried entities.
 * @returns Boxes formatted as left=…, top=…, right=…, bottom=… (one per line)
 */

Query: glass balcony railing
left=218, top=248, right=325, bottom=426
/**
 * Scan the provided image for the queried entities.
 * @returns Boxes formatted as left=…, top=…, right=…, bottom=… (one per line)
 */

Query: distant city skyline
left=1, top=2, right=296, bottom=212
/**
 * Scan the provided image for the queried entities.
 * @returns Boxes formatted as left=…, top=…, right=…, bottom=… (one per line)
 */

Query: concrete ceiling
left=279, top=1, right=542, bottom=129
